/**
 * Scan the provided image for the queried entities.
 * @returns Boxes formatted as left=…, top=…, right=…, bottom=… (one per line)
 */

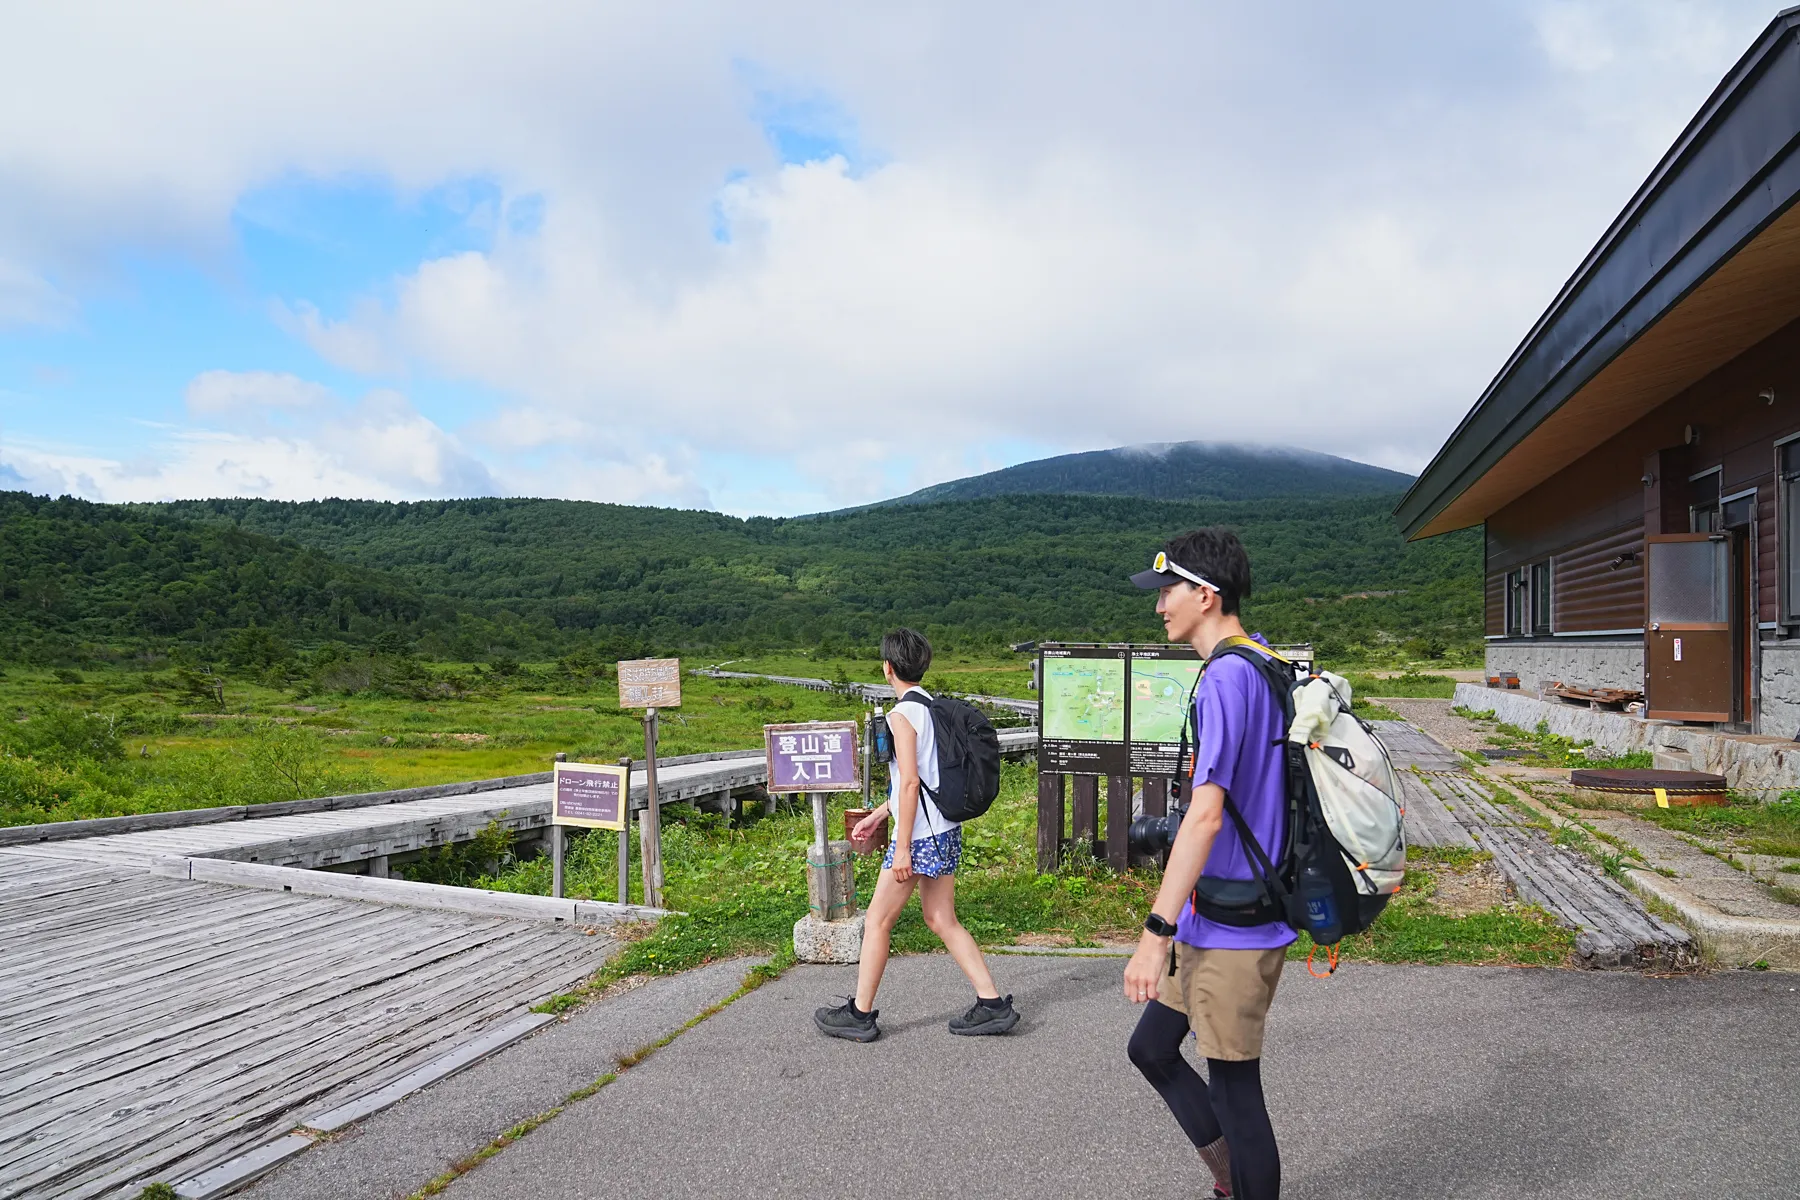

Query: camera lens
left=1126, top=807, right=1184, bottom=855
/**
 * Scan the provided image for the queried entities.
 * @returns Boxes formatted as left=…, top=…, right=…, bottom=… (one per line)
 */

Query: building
left=1399, top=8, right=1800, bottom=740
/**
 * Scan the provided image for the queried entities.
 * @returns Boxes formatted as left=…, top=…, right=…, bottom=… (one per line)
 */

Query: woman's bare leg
left=918, top=873, right=999, bottom=999
left=855, top=867, right=917, bottom=1011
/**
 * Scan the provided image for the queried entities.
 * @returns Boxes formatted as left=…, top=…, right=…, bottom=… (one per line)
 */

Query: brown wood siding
left=1487, top=313, right=1800, bottom=629
left=1553, top=525, right=1644, bottom=632
left=1486, top=570, right=1504, bottom=636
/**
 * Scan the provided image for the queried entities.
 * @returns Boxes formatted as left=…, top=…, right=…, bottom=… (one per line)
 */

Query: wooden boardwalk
left=0, top=848, right=614, bottom=1199
left=1372, top=719, right=1692, bottom=968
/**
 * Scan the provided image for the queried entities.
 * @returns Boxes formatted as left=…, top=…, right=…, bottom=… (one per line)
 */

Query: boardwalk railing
left=692, top=668, right=1038, bottom=719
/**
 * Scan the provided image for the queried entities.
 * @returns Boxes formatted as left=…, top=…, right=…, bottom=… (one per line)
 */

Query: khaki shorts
left=1156, top=942, right=1286, bottom=1061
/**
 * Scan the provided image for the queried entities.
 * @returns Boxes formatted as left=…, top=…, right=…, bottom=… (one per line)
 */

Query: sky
left=0, top=1, right=1785, bottom=516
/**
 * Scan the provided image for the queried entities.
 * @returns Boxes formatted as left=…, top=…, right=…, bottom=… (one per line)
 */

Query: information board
left=617, top=658, right=682, bottom=708
left=1038, top=645, right=1130, bottom=774
left=1127, top=646, right=1203, bottom=775
left=764, top=721, right=859, bottom=794
left=552, top=761, right=629, bottom=829
left=1038, top=643, right=1203, bottom=776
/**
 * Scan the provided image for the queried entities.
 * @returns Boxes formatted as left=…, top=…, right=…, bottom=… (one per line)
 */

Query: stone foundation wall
left=1759, top=640, right=1800, bottom=740
left=1484, top=639, right=1644, bottom=692
left=1452, top=683, right=1800, bottom=795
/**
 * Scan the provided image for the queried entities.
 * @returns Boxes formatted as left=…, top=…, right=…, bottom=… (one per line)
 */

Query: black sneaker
left=814, top=998, right=879, bottom=1042
left=949, top=995, right=1020, bottom=1036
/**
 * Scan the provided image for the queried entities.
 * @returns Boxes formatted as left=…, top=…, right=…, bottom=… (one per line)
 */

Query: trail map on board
left=1041, top=657, right=1126, bottom=743
left=1129, top=658, right=1201, bottom=747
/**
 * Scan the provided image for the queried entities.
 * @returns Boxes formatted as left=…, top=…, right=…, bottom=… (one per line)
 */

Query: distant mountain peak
left=864, top=441, right=1413, bottom=508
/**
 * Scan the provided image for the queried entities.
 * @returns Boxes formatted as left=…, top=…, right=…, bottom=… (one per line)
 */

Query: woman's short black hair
left=880, top=628, right=932, bottom=684
left=1163, top=527, right=1252, bottom=615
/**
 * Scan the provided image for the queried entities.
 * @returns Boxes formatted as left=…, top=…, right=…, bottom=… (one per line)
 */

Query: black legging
left=1127, top=1000, right=1280, bottom=1199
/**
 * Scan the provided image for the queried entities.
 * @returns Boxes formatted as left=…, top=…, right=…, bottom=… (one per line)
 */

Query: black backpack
left=1181, top=639, right=1392, bottom=947
left=896, top=691, right=1002, bottom=822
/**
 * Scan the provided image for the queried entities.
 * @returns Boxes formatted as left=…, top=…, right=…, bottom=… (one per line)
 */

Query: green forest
left=0, top=488, right=1480, bottom=668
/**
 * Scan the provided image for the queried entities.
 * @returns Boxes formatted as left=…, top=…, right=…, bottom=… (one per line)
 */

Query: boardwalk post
left=1105, top=774, right=1130, bottom=873
left=1036, top=771, right=1065, bottom=873
left=617, top=757, right=632, bottom=904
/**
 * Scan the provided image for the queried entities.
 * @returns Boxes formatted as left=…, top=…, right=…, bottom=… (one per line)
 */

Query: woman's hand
left=852, top=811, right=887, bottom=844
left=892, top=843, right=913, bottom=883
left=1123, top=930, right=1168, bottom=1004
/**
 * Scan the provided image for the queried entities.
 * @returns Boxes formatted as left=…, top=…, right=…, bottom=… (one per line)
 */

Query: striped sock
left=1197, top=1136, right=1231, bottom=1195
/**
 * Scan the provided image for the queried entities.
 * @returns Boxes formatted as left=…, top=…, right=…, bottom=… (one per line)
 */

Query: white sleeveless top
left=888, top=688, right=957, bottom=841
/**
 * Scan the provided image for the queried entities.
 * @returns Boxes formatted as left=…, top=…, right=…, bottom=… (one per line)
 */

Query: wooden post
left=1105, top=774, right=1130, bottom=873
left=617, top=757, right=632, bottom=904
left=1036, top=771, right=1065, bottom=873
left=1071, top=774, right=1099, bottom=847
left=810, top=792, right=830, bottom=857
left=640, top=709, right=664, bottom=909
left=365, top=854, right=388, bottom=879
left=1142, top=777, right=1169, bottom=869
left=550, top=825, right=565, bottom=899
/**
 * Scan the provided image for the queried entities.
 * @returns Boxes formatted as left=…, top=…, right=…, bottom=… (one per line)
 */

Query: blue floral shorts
left=883, top=828, right=963, bottom=877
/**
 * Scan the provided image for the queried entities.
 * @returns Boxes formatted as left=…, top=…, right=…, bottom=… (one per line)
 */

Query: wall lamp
left=1608, top=551, right=1639, bottom=571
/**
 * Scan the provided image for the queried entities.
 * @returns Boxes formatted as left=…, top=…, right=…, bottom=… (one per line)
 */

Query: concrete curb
left=1623, top=869, right=1800, bottom=970
left=990, top=944, right=1133, bottom=957
left=171, top=1011, right=558, bottom=1198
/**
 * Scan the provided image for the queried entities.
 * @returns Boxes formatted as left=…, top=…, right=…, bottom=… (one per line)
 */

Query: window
left=1531, top=561, right=1552, bottom=636
left=1783, top=441, right=1800, bottom=622
left=1690, top=468, right=1721, bottom=533
left=1504, top=569, right=1524, bottom=636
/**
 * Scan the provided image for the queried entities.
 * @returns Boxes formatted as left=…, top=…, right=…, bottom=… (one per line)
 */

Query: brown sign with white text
left=617, top=658, right=682, bottom=709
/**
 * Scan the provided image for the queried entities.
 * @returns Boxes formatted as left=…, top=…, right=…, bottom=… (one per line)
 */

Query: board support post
left=640, top=709, right=664, bottom=909
left=1106, top=774, right=1131, bottom=873
left=550, top=824, right=565, bottom=899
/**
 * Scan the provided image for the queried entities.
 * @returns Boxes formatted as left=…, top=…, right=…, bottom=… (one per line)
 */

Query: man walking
left=1123, top=529, right=1293, bottom=1199
left=814, top=628, right=1018, bottom=1042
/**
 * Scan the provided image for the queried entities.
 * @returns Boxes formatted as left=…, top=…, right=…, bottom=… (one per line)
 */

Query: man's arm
left=1122, top=781, right=1226, bottom=1003
left=889, top=712, right=920, bottom=882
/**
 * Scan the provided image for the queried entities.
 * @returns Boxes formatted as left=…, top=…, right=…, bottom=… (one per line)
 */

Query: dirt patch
left=1426, top=860, right=1513, bottom=916
left=1013, top=931, right=1080, bottom=947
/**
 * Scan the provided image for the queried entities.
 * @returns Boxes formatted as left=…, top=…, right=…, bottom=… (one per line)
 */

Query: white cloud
left=0, top=1, right=1785, bottom=508
left=3, top=373, right=496, bottom=502
left=184, top=369, right=335, bottom=416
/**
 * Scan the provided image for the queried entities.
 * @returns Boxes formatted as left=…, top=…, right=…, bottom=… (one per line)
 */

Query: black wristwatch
left=1143, top=913, right=1178, bottom=938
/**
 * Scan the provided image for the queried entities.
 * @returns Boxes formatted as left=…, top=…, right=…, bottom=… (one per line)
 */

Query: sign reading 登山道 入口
left=764, top=721, right=859, bottom=794
left=617, top=658, right=681, bottom=709
left=552, top=761, right=629, bottom=830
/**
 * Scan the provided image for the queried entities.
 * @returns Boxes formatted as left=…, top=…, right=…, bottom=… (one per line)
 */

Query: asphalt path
left=256, top=955, right=1800, bottom=1199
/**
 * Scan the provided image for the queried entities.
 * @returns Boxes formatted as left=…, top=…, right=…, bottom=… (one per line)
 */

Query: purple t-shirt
left=1176, top=643, right=1298, bottom=950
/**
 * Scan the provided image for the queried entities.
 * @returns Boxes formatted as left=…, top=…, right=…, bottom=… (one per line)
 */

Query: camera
left=1127, top=801, right=1187, bottom=855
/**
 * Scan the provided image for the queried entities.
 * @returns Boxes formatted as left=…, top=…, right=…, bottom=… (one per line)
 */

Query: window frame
left=1530, top=560, right=1553, bottom=637
left=1780, top=433, right=1800, bottom=625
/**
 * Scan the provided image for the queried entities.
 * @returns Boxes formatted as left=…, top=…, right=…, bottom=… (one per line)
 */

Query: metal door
left=1644, top=534, right=1732, bottom=721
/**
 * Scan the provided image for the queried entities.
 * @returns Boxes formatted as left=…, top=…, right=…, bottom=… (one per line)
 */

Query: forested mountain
left=131, top=492, right=1477, bottom=661
left=0, top=492, right=434, bottom=653
left=866, top=442, right=1414, bottom=507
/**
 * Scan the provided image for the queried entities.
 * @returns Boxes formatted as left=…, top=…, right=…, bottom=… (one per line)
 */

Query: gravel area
left=1376, top=697, right=1494, bottom=752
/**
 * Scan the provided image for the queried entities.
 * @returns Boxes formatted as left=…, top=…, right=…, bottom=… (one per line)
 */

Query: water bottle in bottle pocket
left=1299, top=856, right=1341, bottom=945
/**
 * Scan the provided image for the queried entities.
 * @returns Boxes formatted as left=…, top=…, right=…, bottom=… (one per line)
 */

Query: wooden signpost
left=618, top=658, right=680, bottom=908
left=765, top=720, right=860, bottom=925
left=550, top=761, right=628, bottom=900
